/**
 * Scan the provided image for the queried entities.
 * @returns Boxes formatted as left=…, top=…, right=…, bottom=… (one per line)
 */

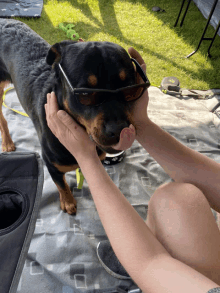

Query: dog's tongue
left=112, top=124, right=136, bottom=150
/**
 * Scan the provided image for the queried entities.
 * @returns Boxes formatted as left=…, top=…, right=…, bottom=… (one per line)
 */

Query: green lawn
left=15, top=0, right=220, bottom=90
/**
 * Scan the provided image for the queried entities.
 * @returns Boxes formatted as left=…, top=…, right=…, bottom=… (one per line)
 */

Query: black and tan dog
left=0, top=19, right=149, bottom=214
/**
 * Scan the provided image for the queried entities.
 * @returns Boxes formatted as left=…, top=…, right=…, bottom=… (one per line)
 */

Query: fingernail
left=58, top=111, right=67, bottom=118
left=129, top=124, right=135, bottom=133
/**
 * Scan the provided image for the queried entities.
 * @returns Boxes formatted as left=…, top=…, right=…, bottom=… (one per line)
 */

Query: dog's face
left=46, top=41, right=138, bottom=154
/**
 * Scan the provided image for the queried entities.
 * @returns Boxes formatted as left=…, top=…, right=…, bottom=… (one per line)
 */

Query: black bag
left=0, top=152, right=44, bottom=293
left=159, top=76, right=220, bottom=99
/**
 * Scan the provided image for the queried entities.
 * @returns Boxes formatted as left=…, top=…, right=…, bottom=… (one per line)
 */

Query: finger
left=45, top=92, right=62, bottom=135
left=57, top=110, right=88, bottom=139
left=57, top=110, right=76, bottom=128
left=49, top=92, right=59, bottom=115
left=128, top=47, right=145, bottom=66
left=46, top=93, right=51, bottom=105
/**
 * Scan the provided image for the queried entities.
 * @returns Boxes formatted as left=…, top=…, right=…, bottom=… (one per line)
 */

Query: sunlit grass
left=16, top=0, right=220, bottom=90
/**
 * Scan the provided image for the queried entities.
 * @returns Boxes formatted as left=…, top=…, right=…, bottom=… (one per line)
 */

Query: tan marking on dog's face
left=63, top=99, right=73, bottom=116
left=119, top=70, right=126, bottom=81
left=77, top=112, right=104, bottom=140
left=88, top=75, right=98, bottom=87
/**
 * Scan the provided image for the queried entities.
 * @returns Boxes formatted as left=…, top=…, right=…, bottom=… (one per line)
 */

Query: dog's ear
left=46, top=43, right=61, bottom=66
left=46, top=40, right=79, bottom=66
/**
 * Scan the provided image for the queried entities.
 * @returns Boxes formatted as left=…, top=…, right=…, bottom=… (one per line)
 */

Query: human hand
left=44, top=92, right=97, bottom=162
left=128, top=48, right=150, bottom=131
left=110, top=48, right=150, bottom=150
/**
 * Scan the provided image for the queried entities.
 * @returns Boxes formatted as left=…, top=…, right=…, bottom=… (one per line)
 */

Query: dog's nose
left=104, top=121, right=128, bottom=139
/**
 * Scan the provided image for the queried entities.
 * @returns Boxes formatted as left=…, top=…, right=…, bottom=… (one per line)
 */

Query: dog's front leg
left=55, top=173, right=77, bottom=215
left=43, top=154, right=77, bottom=214
left=0, top=82, right=16, bottom=152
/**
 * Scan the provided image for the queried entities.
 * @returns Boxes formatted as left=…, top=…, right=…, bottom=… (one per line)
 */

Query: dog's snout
left=104, top=121, right=128, bottom=139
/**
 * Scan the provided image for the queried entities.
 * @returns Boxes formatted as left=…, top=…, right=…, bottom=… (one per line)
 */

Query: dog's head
left=46, top=41, right=147, bottom=154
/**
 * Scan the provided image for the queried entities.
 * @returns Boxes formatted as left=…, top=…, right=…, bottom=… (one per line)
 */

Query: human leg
left=146, top=182, right=220, bottom=285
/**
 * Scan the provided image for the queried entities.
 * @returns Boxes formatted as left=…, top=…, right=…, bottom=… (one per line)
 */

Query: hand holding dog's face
left=128, top=47, right=149, bottom=126
left=45, top=92, right=137, bottom=157
left=45, top=48, right=150, bottom=158
left=45, top=92, right=97, bottom=162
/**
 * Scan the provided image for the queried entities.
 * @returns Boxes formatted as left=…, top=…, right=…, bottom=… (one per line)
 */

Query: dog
left=0, top=19, right=149, bottom=214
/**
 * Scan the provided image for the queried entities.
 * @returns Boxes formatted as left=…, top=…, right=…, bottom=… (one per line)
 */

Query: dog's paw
left=59, top=193, right=77, bottom=215
left=1, top=136, right=16, bottom=152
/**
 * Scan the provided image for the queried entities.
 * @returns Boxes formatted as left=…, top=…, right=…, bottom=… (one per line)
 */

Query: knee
left=148, top=182, right=207, bottom=211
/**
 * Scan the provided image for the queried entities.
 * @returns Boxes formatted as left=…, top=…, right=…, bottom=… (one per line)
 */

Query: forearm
left=78, top=154, right=169, bottom=283
left=136, top=118, right=220, bottom=212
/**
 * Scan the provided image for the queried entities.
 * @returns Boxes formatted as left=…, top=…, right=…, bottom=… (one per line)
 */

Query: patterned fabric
left=207, top=288, right=220, bottom=293
left=1, top=86, right=220, bottom=292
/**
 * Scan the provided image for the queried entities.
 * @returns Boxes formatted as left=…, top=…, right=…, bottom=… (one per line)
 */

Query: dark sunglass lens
left=123, top=86, right=145, bottom=101
left=78, top=92, right=103, bottom=106
left=77, top=93, right=95, bottom=105
left=135, top=86, right=145, bottom=99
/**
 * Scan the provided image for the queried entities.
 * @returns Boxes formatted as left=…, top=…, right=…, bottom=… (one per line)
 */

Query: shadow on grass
left=144, top=0, right=220, bottom=58
left=14, top=4, right=57, bottom=44
left=21, top=0, right=220, bottom=88
left=143, top=0, right=220, bottom=88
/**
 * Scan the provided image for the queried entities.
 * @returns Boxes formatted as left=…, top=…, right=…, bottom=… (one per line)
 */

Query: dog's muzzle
left=90, top=124, right=136, bottom=154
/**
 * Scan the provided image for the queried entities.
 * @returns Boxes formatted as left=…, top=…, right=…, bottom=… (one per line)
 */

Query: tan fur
left=119, top=70, right=126, bottom=81
left=0, top=81, right=16, bottom=152
left=88, top=75, right=98, bottom=87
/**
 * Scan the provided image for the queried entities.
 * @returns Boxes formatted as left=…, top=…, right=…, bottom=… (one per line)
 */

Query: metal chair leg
left=186, top=0, right=219, bottom=58
left=208, top=20, right=220, bottom=57
left=180, top=0, right=192, bottom=27
left=174, top=0, right=187, bottom=27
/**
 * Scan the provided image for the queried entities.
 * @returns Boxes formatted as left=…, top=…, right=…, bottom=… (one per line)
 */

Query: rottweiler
left=0, top=19, right=150, bottom=214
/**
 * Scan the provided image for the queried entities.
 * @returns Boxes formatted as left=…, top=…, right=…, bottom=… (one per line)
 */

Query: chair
left=174, top=0, right=220, bottom=57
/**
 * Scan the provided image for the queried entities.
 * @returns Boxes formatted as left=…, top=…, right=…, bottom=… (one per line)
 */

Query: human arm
left=45, top=92, right=219, bottom=292
left=136, top=116, right=220, bottom=213
left=78, top=153, right=219, bottom=293
left=127, top=47, right=220, bottom=214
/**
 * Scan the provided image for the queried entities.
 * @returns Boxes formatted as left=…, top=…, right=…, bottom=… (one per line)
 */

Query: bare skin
left=45, top=48, right=220, bottom=292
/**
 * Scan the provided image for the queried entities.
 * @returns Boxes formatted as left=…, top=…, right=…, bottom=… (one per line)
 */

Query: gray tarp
left=193, top=0, right=220, bottom=35
left=0, top=0, right=43, bottom=18
left=1, top=85, right=219, bottom=292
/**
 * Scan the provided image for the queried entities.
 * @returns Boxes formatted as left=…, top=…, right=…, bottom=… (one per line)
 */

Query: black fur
left=0, top=19, right=136, bottom=207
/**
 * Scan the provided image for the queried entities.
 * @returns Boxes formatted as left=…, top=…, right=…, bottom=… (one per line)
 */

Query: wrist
left=76, top=151, right=100, bottom=168
left=135, top=117, right=152, bottom=141
left=77, top=152, right=105, bottom=186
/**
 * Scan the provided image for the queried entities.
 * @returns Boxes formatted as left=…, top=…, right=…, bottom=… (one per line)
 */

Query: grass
left=15, top=0, right=220, bottom=90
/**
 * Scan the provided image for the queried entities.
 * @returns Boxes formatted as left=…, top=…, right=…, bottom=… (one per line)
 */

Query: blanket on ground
left=1, top=85, right=220, bottom=293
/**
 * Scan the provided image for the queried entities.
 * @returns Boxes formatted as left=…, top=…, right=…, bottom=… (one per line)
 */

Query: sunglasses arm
left=59, top=64, right=75, bottom=93
left=130, top=58, right=148, bottom=83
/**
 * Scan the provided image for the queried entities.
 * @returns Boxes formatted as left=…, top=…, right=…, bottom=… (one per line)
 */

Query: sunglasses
left=58, top=58, right=150, bottom=106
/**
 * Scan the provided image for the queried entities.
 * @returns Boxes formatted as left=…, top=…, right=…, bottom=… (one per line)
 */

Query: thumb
left=57, top=110, right=75, bottom=126
left=57, top=110, right=86, bottom=136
